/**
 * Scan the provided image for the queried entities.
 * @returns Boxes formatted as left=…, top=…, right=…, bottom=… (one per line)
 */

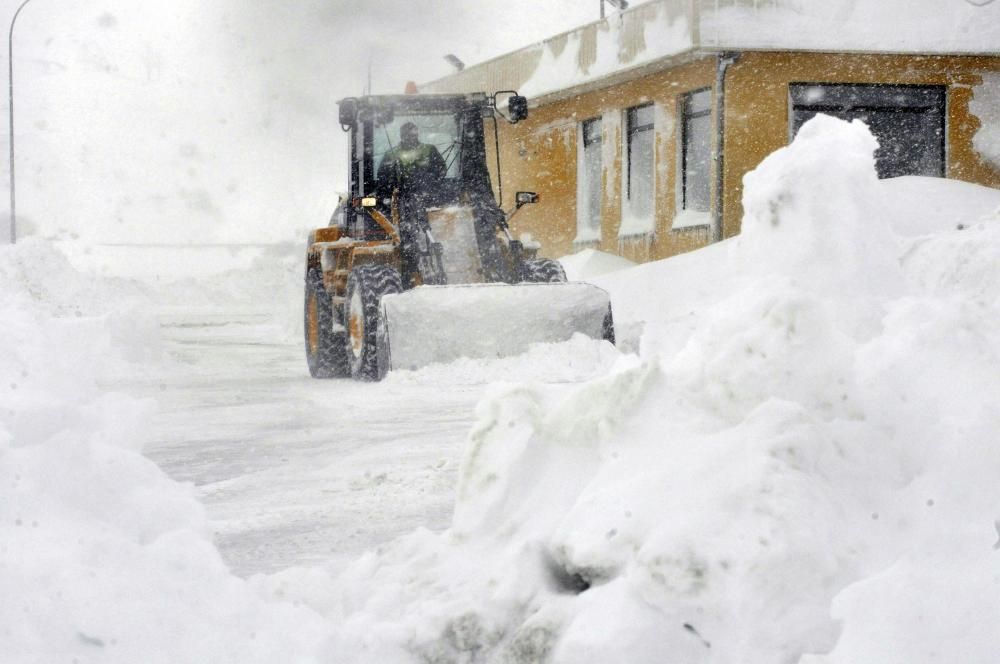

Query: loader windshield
left=373, top=113, right=461, bottom=182
left=356, top=96, right=498, bottom=211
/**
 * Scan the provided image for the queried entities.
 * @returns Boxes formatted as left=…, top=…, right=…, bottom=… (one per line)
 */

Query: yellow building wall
left=496, top=51, right=1000, bottom=264
left=497, top=58, right=717, bottom=263
left=723, top=52, right=1000, bottom=241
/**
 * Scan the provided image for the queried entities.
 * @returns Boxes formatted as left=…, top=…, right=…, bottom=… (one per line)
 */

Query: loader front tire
left=304, top=270, right=349, bottom=378
left=521, top=258, right=567, bottom=283
left=345, top=264, right=402, bottom=381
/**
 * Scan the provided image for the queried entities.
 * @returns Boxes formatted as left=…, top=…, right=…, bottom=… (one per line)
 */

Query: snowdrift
left=262, top=115, right=1000, bottom=663
left=558, top=248, right=636, bottom=281
left=0, top=240, right=329, bottom=663
left=8, top=112, right=1000, bottom=662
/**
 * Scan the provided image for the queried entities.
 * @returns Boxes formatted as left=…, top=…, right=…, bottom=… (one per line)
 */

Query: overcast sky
left=0, top=0, right=612, bottom=243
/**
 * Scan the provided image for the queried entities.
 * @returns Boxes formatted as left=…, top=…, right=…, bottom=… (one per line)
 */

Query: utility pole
left=8, top=0, right=36, bottom=244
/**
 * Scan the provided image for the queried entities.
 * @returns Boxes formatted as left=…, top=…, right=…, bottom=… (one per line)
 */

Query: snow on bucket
left=380, top=282, right=612, bottom=371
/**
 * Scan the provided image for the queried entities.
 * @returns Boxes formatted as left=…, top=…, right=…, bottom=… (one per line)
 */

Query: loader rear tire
left=304, top=270, right=349, bottom=378
left=521, top=258, right=567, bottom=283
left=345, top=264, right=402, bottom=381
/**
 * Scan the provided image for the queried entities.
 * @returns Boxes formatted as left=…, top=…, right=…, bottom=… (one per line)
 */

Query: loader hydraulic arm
left=354, top=197, right=401, bottom=245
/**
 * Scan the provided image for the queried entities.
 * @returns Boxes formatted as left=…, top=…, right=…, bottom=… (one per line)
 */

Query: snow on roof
left=420, top=0, right=697, bottom=100
left=421, top=0, right=1000, bottom=101
left=703, top=0, right=1000, bottom=53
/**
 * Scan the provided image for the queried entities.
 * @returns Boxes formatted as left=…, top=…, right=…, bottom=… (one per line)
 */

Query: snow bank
left=0, top=240, right=329, bottom=662
left=558, top=248, right=636, bottom=281
left=61, top=240, right=308, bottom=346
left=262, top=115, right=1000, bottom=662
left=881, top=174, right=1000, bottom=237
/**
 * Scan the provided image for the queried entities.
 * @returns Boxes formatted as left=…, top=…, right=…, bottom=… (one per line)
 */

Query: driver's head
left=400, top=122, right=419, bottom=148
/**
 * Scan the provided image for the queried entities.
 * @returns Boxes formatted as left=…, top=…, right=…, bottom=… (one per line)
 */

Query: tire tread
left=521, top=258, right=567, bottom=283
left=346, top=263, right=402, bottom=380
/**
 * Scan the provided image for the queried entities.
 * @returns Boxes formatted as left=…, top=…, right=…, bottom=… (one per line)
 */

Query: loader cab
left=337, top=93, right=522, bottom=239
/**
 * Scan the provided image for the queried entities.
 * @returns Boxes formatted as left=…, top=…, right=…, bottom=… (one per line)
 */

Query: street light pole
left=8, top=0, right=35, bottom=244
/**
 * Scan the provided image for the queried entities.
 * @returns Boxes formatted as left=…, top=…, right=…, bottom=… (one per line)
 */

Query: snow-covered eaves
left=701, top=0, right=1000, bottom=55
left=420, top=0, right=1000, bottom=102
left=419, top=0, right=698, bottom=103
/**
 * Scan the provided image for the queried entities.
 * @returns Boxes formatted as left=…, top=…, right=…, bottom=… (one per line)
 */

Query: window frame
left=625, top=104, right=655, bottom=205
left=576, top=116, right=604, bottom=242
left=788, top=82, right=947, bottom=178
left=678, top=87, right=713, bottom=216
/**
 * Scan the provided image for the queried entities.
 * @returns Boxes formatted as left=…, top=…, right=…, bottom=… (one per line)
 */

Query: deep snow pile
left=0, top=240, right=330, bottom=663
left=258, top=115, right=1000, bottom=663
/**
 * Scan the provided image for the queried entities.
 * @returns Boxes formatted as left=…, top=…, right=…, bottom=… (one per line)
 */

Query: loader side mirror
left=515, top=191, right=538, bottom=209
left=338, top=98, right=358, bottom=128
left=508, top=95, right=528, bottom=123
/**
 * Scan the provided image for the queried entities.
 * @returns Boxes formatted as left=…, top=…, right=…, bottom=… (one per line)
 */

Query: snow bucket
left=379, top=282, right=613, bottom=372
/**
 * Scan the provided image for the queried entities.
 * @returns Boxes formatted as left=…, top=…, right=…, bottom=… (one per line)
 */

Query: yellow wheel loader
left=304, top=92, right=614, bottom=380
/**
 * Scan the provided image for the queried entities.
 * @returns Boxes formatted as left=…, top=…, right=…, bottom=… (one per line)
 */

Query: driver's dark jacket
left=376, top=143, right=446, bottom=201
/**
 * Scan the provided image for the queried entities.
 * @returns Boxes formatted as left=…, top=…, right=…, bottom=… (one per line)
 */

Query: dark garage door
left=790, top=83, right=946, bottom=179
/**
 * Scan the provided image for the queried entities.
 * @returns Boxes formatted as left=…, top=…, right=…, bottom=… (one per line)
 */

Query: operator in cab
left=376, top=122, right=446, bottom=203
left=375, top=121, right=449, bottom=286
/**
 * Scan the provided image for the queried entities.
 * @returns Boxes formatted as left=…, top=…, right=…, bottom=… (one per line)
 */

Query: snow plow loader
left=304, top=91, right=614, bottom=380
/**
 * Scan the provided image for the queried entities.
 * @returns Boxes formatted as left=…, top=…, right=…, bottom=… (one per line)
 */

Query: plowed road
left=130, top=310, right=478, bottom=577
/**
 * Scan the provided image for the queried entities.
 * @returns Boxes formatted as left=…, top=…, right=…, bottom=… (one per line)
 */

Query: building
left=419, top=0, right=1000, bottom=263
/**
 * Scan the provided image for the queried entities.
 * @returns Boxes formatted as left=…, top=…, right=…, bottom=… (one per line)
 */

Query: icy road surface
left=124, top=309, right=478, bottom=578
left=119, top=303, right=618, bottom=579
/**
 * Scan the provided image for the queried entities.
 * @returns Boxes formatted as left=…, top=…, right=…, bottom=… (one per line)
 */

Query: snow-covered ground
left=262, top=116, right=1000, bottom=663
left=129, top=307, right=616, bottom=578
left=5, top=116, right=1000, bottom=662
left=0, top=240, right=333, bottom=662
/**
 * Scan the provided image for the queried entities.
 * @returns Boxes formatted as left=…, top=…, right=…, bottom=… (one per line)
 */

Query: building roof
left=419, top=0, right=1000, bottom=103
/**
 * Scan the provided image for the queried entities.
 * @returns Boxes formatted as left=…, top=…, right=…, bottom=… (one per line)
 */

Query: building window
left=621, top=104, right=655, bottom=236
left=576, top=117, right=602, bottom=242
left=789, top=83, right=945, bottom=178
left=678, top=89, right=712, bottom=227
